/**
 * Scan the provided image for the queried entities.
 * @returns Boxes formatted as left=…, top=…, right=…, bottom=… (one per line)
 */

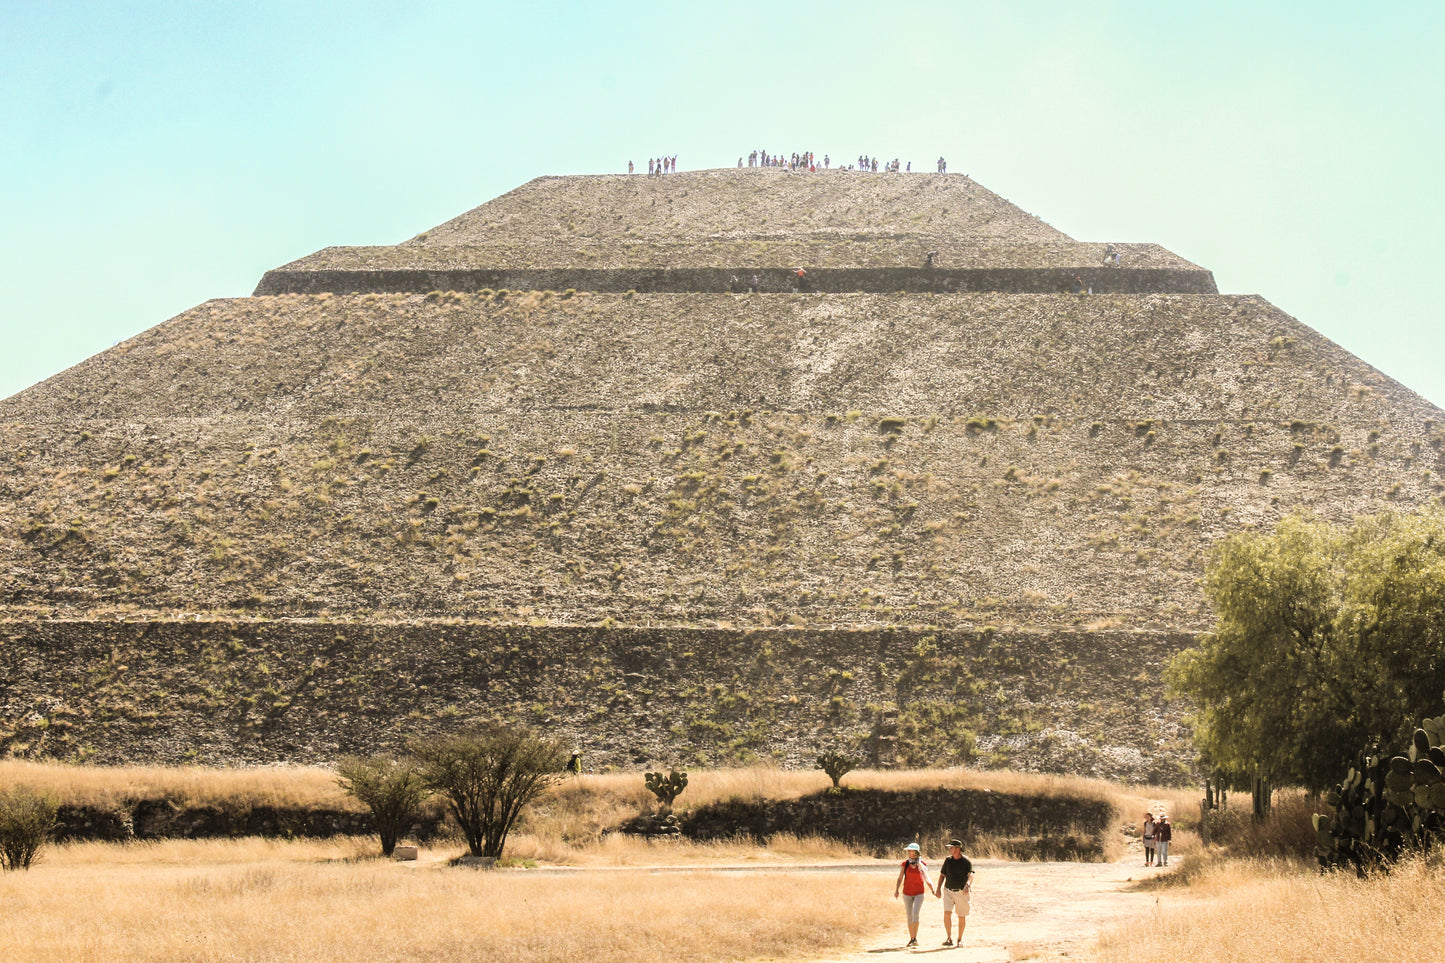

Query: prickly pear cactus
left=816, top=750, right=859, bottom=790
left=644, top=769, right=688, bottom=814
left=1316, top=714, right=1445, bottom=872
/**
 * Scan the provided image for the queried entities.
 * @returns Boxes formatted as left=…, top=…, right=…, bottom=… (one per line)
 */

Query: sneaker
left=943, top=938, right=954, bottom=946
left=906, top=938, right=918, bottom=947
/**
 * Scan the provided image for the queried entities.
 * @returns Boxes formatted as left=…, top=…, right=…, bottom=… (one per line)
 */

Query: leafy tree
left=1168, top=508, right=1445, bottom=791
left=335, top=754, right=430, bottom=857
left=411, top=727, right=567, bottom=859
left=0, top=787, right=58, bottom=871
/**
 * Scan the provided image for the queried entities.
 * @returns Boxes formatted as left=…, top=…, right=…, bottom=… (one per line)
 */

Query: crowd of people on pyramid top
left=744, top=150, right=822, bottom=169
left=737, top=150, right=947, bottom=173
left=632, top=156, right=677, bottom=175
left=627, top=153, right=949, bottom=174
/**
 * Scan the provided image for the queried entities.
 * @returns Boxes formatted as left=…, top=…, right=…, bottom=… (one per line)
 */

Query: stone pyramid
left=1, top=168, right=1438, bottom=779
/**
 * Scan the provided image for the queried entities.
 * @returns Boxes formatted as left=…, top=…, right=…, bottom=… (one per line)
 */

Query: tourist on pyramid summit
left=894, top=842, right=936, bottom=948
left=935, top=839, right=974, bottom=947
left=1142, top=812, right=1157, bottom=866
left=628, top=160, right=634, bottom=174
left=1156, top=815, right=1172, bottom=865
left=824, top=154, right=830, bottom=167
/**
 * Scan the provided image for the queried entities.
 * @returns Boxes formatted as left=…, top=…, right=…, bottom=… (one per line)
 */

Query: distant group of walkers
left=1141, top=812, right=1172, bottom=866
left=894, top=839, right=974, bottom=949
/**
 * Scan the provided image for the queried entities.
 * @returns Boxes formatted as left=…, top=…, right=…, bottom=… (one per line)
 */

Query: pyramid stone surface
left=1, top=169, right=1439, bottom=778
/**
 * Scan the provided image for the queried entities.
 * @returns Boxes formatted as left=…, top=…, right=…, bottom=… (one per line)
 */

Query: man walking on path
left=1156, top=815, right=1172, bottom=865
left=935, top=839, right=974, bottom=947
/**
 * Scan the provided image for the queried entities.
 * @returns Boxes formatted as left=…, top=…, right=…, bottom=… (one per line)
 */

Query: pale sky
left=3, top=1, right=1442, bottom=406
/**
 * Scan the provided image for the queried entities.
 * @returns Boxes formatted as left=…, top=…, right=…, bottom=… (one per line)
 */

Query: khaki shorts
left=943, top=887, right=970, bottom=915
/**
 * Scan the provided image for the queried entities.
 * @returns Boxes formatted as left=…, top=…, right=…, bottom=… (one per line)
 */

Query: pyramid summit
left=256, top=170, right=1216, bottom=296
left=1, top=167, right=1439, bottom=778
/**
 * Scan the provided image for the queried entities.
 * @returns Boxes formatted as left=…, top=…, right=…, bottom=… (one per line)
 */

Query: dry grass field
left=3, top=759, right=1190, bottom=858
left=1095, top=852, right=1445, bottom=963
left=4, top=762, right=1438, bottom=960
left=0, top=759, right=350, bottom=811
left=0, top=759, right=1161, bottom=816
left=1, top=837, right=897, bottom=963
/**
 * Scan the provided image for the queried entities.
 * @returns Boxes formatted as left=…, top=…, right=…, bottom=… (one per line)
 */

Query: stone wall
left=679, top=787, right=1116, bottom=859
left=0, top=619, right=1195, bottom=782
left=51, top=801, right=447, bottom=843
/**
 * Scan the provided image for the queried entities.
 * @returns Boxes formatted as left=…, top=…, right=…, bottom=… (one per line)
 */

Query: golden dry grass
left=5, top=760, right=1135, bottom=812
left=1094, top=852, right=1445, bottom=962
left=2, top=837, right=897, bottom=963
left=8, top=761, right=1162, bottom=868
left=0, top=759, right=350, bottom=810
left=506, top=829, right=864, bottom=867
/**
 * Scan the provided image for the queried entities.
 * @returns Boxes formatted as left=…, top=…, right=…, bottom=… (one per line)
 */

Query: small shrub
left=1201, top=790, right=1320, bottom=859
left=412, top=727, right=568, bottom=859
left=965, top=417, right=997, bottom=433
left=336, top=754, right=431, bottom=857
left=0, top=787, right=57, bottom=871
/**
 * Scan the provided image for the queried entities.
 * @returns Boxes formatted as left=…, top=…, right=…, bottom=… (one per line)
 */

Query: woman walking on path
left=1141, top=812, right=1157, bottom=866
left=894, top=842, right=936, bottom=947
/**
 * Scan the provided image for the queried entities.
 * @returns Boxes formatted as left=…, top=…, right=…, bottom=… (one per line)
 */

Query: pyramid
left=1, top=169, right=1439, bottom=779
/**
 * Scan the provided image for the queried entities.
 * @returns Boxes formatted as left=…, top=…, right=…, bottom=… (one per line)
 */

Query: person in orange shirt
left=893, top=842, right=937, bottom=947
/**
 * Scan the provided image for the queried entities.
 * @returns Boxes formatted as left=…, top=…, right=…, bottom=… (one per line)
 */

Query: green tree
left=1168, top=508, right=1445, bottom=791
left=335, top=754, right=430, bottom=857
left=411, top=727, right=567, bottom=859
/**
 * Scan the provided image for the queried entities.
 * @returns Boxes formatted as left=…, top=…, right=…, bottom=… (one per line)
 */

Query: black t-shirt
left=940, top=854, right=973, bottom=890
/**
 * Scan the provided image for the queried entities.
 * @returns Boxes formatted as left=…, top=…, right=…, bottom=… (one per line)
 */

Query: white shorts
left=943, top=887, right=970, bottom=915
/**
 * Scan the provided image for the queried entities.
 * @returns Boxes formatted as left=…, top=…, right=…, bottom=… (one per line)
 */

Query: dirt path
left=523, top=851, right=1172, bottom=962
left=818, top=857, right=1168, bottom=963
